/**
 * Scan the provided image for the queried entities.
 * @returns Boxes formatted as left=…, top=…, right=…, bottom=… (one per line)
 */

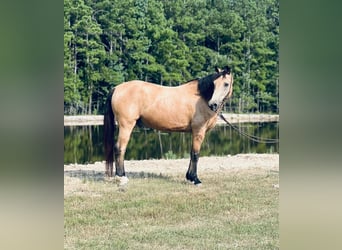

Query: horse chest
left=207, top=117, right=218, bottom=130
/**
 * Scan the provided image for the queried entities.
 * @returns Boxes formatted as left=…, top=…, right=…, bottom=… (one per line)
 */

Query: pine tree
left=63, top=0, right=279, bottom=115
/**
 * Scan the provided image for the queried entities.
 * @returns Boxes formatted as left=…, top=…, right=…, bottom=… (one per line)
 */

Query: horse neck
left=186, top=79, right=226, bottom=113
left=180, top=80, right=200, bottom=94
left=182, top=79, right=198, bottom=88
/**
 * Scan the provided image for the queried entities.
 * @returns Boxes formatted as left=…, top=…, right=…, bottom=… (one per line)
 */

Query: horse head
left=208, top=66, right=233, bottom=112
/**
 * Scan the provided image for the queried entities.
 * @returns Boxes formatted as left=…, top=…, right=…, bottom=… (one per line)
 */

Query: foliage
left=64, top=0, right=279, bottom=114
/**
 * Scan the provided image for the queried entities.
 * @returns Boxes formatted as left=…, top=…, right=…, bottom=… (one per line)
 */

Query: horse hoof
left=187, top=181, right=202, bottom=186
left=194, top=179, right=202, bottom=186
left=115, top=175, right=129, bottom=186
left=185, top=173, right=202, bottom=186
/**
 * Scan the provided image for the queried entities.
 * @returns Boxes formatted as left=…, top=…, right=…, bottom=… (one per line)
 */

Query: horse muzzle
left=209, top=96, right=229, bottom=112
left=209, top=103, right=219, bottom=112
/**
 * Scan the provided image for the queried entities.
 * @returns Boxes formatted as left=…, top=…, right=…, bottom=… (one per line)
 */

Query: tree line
left=64, top=0, right=279, bottom=115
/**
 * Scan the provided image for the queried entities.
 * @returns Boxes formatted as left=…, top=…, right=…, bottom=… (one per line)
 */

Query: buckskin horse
left=104, top=66, right=233, bottom=185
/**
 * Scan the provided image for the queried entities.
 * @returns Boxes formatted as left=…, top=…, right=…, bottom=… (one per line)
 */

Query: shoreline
left=64, top=113, right=279, bottom=126
left=64, top=153, right=279, bottom=175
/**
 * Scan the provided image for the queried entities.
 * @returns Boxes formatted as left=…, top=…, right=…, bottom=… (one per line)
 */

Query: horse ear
left=215, top=66, right=221, bottom=73
left=223, top=66, right=231, bottom=75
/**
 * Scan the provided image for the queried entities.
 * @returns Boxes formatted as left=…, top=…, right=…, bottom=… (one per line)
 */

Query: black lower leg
left=186, top=151, right=201, bottom=185
left=115, top=164, right=125, bottom=177
left=114, top=145, right=125, bottom=177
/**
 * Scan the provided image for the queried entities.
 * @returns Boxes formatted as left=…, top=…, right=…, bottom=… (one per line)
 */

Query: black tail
left=104, top=88, right=115, bottom=176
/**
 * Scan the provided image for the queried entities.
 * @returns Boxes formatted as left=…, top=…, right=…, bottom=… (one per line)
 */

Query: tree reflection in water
left=64, top=122, right=279, bottom=164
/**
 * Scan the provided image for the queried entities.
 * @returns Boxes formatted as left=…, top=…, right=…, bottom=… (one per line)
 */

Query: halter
left=209, top=71, right=232, bottom=113
left=210, top=95, right=229, bottom=113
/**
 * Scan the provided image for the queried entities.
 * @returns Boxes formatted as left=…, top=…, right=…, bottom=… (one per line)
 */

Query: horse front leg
left=186, top=131, right=205, bottom=185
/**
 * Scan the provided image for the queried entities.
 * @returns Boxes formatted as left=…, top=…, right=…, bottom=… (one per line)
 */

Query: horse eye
left=224, top=82, right=230, bottom=87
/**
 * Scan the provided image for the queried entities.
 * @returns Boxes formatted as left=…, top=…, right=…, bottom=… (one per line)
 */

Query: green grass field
left=64, top=170, right=278, bottom=249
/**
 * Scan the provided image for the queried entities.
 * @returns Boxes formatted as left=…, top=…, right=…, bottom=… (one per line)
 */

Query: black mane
left=197, top=73, right=221, bottom=101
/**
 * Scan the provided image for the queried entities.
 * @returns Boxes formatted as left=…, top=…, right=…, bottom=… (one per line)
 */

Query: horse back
left=112, top=80, right=215, bottom=132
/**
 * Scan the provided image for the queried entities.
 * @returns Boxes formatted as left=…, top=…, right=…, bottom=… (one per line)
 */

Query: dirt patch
left=64, top=154, right=279, bottom=196
left=64, top=154, right=278, bottom=174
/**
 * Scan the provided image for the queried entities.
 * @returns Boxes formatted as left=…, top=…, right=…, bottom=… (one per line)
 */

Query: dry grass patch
left=65, top=169, right=278, bottom=249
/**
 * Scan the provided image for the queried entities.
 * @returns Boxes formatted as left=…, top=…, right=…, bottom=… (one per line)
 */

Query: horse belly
left=140, top=112, right=192, bottom=132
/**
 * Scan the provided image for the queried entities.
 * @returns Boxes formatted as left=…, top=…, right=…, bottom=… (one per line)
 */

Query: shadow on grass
left=64, top=169, right=174, bottom=183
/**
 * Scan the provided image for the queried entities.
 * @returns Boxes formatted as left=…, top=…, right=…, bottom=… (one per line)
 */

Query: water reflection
left=64, top=123, right=279, bottom=164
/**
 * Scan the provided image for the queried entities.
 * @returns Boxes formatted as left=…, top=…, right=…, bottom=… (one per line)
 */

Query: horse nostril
left=210, top=103, right=218, bottom=111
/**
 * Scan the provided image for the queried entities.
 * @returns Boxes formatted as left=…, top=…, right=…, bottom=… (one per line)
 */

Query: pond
left=64, top=122, right=279, bottom=164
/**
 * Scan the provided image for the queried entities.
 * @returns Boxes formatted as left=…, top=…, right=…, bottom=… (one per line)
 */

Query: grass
left=64, top=170, right=279, bottom=249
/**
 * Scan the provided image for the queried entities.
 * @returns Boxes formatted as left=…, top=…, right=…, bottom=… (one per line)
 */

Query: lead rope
left=219, top=113, right=279, bottom=144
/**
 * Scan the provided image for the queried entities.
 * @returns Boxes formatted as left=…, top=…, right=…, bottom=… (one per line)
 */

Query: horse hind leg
left=114, top=121, right=136, bottom=185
